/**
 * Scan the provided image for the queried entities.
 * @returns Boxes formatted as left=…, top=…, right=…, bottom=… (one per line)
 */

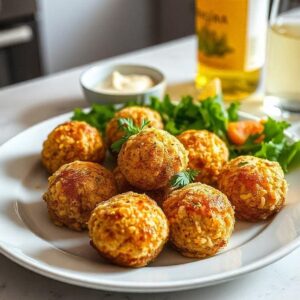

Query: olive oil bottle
left=195, top=0, right=269, bottom=101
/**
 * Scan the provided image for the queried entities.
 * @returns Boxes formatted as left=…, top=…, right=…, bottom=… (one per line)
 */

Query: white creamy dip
left=94, top=71, right=154, bottom=93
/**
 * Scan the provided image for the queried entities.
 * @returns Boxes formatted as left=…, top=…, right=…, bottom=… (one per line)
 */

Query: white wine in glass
left=265, top=0, right=300, bottom=112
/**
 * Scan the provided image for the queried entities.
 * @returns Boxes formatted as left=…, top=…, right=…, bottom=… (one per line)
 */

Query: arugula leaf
left=170, top=169, right=199, bottom=189
left=111, top=118, right=150, bottom=152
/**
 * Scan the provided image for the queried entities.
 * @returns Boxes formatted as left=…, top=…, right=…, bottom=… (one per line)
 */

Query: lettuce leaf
left=71, top=103, right=116, bottom=133
left=71, top=96, right=300, bottom=172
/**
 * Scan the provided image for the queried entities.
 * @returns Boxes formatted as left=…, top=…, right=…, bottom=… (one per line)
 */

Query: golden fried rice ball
left=218, top=156, right=287, bottom=222
left=118, top=128, right=189, bottom=190
left=146, top=188, right=170, bottom=207
left=88, top=192, right=169, bottom=267
left=163, top=183, right=235, bottom=258
left=113, top=166, right=134, bottom=193
left=43, top=161, right=117, bottom=231
left=113, top=166, right=169, bottom=206
left=42, top=121, right=105, bottom=173
left=177, top=130, right=229, bottom=185
left=105, top=106, right=163, bottom=148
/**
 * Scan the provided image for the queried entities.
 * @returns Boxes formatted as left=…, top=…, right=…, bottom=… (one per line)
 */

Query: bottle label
left=196, top=0, right=268, bottom=71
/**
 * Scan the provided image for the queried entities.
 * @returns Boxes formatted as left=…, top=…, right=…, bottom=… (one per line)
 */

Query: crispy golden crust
left=42, top=121, right=106, bottom=174
left=118, top=128, right=189, bottom=190
left=113, top=166, right=170, bottom=206
left=105, top=106, right=163, bottom=148
left=113, top=166, right=134, bottom=193
left=43, top=161, right=117, bottom=231
left=177, top=130, right=229, bottom=186
left=88, top=192, right=169, bottom=267
left=218, top=156, right=287, bottom=222
left=163, top=183, right=235, bottom=258
left=146, top=187, right=171, bottom=207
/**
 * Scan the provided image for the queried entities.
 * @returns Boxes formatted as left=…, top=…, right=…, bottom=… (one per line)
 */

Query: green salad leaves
left=71, top=95, right=300, bottom=172
left=71, top=103, right=116, bottom=133
left=148, top=95, right=238, bottom=140
left=230, top=117, right=300, bottom=172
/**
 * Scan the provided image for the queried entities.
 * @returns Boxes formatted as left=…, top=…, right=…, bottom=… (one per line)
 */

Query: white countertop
left=0, top=36, right=300, bottom=300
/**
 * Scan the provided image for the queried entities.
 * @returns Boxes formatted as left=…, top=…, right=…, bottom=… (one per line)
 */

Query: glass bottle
left=195, top=0, right=269, bottom=101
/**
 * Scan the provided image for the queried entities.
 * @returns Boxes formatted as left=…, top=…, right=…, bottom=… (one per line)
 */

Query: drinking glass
left=265, top=0, right=300, bottom=112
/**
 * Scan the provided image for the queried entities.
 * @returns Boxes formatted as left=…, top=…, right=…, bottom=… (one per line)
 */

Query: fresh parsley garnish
left=170, top=169, right=199, bottom=189
left=111, top=118, right=150, bottom=153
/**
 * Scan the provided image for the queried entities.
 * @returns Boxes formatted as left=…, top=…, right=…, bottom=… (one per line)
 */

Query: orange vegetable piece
left=227, top=120, right=264, bottom=145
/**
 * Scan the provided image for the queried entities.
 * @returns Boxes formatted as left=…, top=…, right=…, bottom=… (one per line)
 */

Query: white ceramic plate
left=0, top=112, right=300, bottom=293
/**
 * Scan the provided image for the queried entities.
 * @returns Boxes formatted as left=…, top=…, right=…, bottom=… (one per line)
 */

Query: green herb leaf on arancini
left=170, top=169, right=199, bottom=189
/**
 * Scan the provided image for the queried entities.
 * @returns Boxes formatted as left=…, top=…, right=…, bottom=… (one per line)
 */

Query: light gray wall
left=158, top=0, right=194, bottom=42
left=37, top=0, right=157, bottom=74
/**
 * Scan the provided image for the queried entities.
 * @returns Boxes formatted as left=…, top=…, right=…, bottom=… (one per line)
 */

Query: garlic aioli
left=94, top=71, right=154, bottom=93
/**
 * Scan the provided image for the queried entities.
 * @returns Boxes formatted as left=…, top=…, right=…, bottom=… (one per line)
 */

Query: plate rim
left=1, top=236, right=300, bottom=293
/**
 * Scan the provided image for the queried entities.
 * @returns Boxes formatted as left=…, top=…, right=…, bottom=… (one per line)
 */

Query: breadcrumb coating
left=177, top=130, right=229, bottom=186
left=163, top=183, right=235, bottom=258
left=42, top=121, right=105, bottom=173
left=218, top=156, right=287, bottom=222
left=43, top=161, right=117, bottom=231
left=113, top=166, right=133, bottom=193
left=88, top=192, right=169, bottom=267
left=118, top=128, right=189, bottom=190
left=113, top=166, right=170, bottom=206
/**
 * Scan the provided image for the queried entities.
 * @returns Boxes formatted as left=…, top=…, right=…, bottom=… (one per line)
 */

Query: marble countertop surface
left=0, top=36, right=300, bottom=300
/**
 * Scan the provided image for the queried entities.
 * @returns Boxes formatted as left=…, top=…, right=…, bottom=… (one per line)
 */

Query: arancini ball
left=163, top=183, right=235, bottom=258
left=42, top=121, right=105, bottom=173
left=105, top=106, right=163, bottom=148
left=43, top=161, right=117, bottom=231
left=177, top=129, right=229, bottom=185
left=146, top=188, right=170, bottom=207
left=88, top=192, right=169, bottom=267
left=218, top=156, right=287, bottom=222
left=113, top=166, right=169, bottom=206
left=113, top=166, right=134, bottom=193
left=118, top=128, right=189, bottom=190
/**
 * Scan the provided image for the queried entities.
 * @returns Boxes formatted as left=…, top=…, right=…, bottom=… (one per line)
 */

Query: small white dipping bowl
left=80, top=64, right=166, bottom=104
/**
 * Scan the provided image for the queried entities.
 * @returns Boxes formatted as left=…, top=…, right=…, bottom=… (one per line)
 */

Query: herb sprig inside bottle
left=111, top=118, right=150, bottom=153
